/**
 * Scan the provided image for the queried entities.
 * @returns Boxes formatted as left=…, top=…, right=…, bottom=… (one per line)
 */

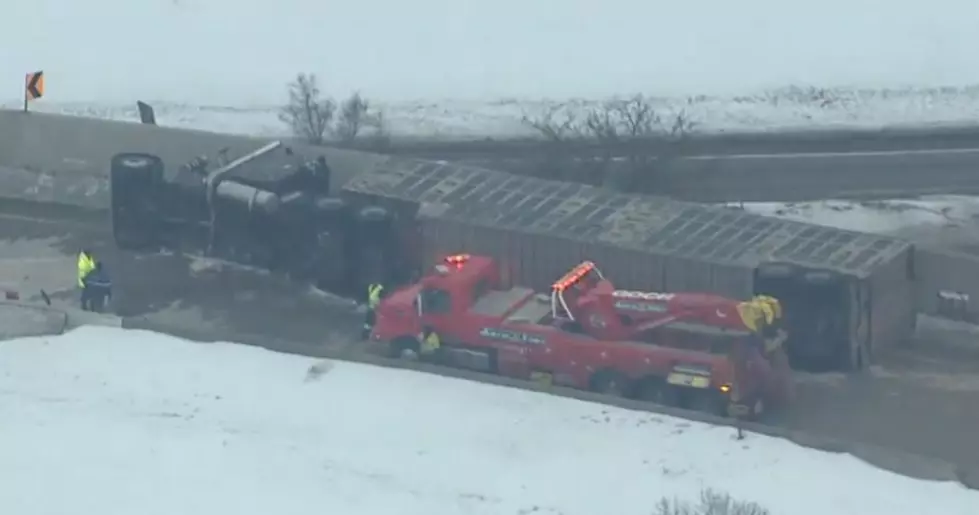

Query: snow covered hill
left=1, top=327, right=977, bottom=515
left=3, top=0, right=979, bottom=138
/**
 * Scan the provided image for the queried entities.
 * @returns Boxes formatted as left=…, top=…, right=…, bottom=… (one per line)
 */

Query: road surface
left=3, top=206, right=979, bottom=485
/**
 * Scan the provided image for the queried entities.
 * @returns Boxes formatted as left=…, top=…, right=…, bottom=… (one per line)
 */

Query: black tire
left=110, top=153, right=164, bottom=250
left=389, top=336, right=420, bottom=360
left=589, top=369, right=631, bottom=398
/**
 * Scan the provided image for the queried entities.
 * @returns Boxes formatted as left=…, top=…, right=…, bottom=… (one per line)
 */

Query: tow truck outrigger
left=370, top=254, right=791, bottom=417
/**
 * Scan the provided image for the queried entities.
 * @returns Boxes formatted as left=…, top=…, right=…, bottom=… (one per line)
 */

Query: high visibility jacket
left=77, top=252, right=95, bottom=288
left=754, top=295, right=782, bottom=322
left=422, top=332, right=441, bottom=354
left=367, top=283, right=384, bottom=309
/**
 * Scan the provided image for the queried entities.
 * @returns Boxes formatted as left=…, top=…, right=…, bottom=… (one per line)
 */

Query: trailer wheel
left=589, top=369, right=631, bottom=398
left=390, top=336, right=420, bottom=360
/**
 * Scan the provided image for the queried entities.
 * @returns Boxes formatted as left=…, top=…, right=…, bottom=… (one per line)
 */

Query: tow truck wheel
left=390, top=336, right=420, bottom=360
left=589, top=370, right=631, bottom=398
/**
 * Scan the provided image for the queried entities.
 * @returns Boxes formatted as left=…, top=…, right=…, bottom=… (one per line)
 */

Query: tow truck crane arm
left=550, top=261, right=604, bottom=321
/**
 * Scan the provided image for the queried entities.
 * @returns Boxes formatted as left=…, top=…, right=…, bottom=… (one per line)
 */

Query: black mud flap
left=136, top=101, right=156, bottom=125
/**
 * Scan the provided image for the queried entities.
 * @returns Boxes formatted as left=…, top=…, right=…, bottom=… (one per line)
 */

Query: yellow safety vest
left=367, top=284, right=383, bottom=309
left=736, top=301, right=763, bottom=332
left=77, top=252, right=95, bottom=288
left=754, top=295, right=782, bottom=322
left=422, top=332, right=441, bottom=354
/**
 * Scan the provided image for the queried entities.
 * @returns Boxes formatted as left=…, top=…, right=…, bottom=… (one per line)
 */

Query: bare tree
left=655, top=489, right=770, bottom=515
left=334, top=92, right=371, bottom=143
left=520, top=104, right=589, bottom=182
left=521, top=104, right=582, bottom=142
left=280, top=77, right=389, bottom=146
left=521, top=95, right=697, bottom=192
left=279, top=73, right=335, bottom=145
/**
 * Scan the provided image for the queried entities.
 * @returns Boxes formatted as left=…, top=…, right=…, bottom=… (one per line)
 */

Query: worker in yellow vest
left=362, top=282, right=384, bottom=339
left=77, top=249, right=96, bottom=308
left=421, top=326, right=441, bottom=356
left=77, top=249, right=95, bottom=287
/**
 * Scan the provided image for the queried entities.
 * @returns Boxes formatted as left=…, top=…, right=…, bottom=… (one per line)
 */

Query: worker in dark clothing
left=363, top=282, right=384, bottom=339
left=81, top=261, right=112, bottom=312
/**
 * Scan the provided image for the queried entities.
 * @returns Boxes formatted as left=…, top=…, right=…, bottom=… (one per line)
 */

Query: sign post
left=23, top=71, right=44, bottom=112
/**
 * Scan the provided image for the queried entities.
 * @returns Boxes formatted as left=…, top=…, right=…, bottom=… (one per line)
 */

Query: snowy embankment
left=19, top=87, right=979, bottom=141
left=1, top=327, right=977, bottom=515
left=5, top=1, right=979, bottom=139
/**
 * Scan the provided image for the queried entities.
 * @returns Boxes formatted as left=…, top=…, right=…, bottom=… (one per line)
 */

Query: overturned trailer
left=110, top=144, right=916, bottom=371
left=340, top=158, right=916, bottom=371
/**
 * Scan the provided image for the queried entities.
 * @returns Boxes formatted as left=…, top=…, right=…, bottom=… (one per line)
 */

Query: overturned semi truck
left=109, top=143, right=404, bottom=298
left=109, top=144, right=917, bottom=372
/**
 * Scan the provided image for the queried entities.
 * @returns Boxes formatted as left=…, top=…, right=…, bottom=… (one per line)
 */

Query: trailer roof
left=342, top=158, right=911, bottom=278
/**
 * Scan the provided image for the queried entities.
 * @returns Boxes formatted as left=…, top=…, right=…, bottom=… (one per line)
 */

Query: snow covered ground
left=1, top=327, right=976, bottom=515
left=3, top=0, right=979, bottom=138
left=737, top=195, right=979, bottom=250
left=14, top=89, right=979, bottom=140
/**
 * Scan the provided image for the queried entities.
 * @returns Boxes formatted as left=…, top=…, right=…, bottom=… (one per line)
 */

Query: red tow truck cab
left=371, top=254, right=790, bottom=417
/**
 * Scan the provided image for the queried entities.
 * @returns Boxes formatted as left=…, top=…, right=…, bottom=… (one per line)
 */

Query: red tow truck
left=370, top=254, right=791, bottom=417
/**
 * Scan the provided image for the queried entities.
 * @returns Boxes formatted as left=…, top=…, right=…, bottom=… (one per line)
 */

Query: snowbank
left=18, top=90, right=979, bottom=140
left=1, top=327, right=976, bottom=515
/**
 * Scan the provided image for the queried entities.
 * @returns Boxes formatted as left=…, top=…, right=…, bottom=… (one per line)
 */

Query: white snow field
left=3, top=0, right=979, bottom=137
left=2, top=327, right=978, bottom=515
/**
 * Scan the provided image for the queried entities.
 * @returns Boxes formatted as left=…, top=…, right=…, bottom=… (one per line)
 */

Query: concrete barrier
left=7, top=110, right=979, bottom=208
left=0, top=301, right=68, bottom=339
left=0, top=301, right=123, bottom=340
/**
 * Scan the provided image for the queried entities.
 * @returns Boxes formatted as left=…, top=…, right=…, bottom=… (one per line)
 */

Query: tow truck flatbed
left=504, top=293, right=552, bottom=324
left=471, top=287, right=534, bottom=317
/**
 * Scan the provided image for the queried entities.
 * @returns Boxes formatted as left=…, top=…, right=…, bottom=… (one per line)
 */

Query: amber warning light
left=552, top=261, right=596, bottom=292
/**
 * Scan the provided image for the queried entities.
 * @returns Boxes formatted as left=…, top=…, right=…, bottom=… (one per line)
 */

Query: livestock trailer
left=341, top=157, right=916, bottom=371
